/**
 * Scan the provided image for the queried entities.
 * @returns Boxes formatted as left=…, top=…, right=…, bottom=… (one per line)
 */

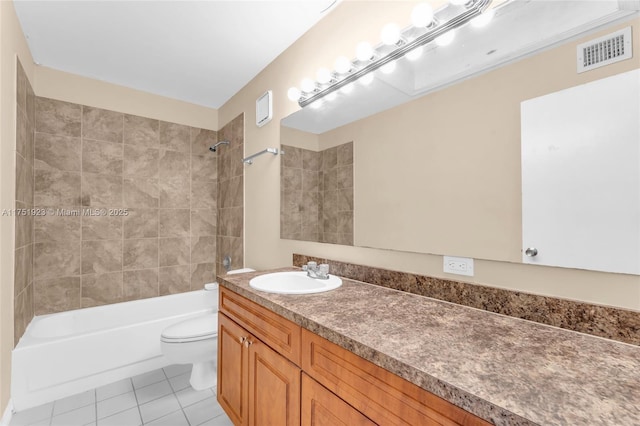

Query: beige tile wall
left=280, top=142, right=353, bottom=245
left=31, top=97, right=221, bottom=315
left=14, top=60, right=35, bottom=345
left=321, top=142, right=353, bottom=245
left=216, top=114, right=244, bottom=274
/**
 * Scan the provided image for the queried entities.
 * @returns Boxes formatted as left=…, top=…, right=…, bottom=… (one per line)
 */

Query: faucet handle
left=319, top=264, right=329, bottom=275
left=307, top=261, right=317, bottom=270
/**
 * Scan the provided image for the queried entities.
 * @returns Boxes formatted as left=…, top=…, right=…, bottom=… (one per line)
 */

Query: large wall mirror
left=280, top=0, right=640, bottom=271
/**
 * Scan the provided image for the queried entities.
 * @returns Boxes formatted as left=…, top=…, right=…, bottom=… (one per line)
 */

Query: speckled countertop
left=218, top=268, right=640, bottom=426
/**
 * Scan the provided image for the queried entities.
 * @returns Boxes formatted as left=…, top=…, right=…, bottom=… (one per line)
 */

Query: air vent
left=577, top=27, right=632, bottom=73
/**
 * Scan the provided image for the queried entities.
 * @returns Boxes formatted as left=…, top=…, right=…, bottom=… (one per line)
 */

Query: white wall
left=35, top=66, right=218, bottom=131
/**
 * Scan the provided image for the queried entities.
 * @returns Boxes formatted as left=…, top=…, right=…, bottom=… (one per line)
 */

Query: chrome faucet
left=302, top=262, right=330, bottom=280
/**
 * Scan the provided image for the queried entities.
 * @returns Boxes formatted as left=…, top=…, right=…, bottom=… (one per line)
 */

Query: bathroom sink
left=249, top=271, right=342, bottom=294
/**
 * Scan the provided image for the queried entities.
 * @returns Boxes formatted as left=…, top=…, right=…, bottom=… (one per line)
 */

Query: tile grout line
left=164, top=367, right=189, bottom=426
left=79, top=104, right=84, bottom=310
left=156, top=126, right=160, bottom=299
left=130, top=377, right=144, bottom=426
left=48, top=398, right=54, bottom=426
left=121, top=114, right=125, bottom=303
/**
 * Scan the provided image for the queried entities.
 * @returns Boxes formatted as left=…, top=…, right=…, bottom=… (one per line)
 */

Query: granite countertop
left=218, top=268, right=640, bottom=426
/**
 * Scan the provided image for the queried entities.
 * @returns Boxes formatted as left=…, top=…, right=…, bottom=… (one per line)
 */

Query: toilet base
left=190, top=361, right=217, bottom=390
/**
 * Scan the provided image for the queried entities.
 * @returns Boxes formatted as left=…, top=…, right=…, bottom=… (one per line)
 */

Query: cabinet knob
left=525, top=247, right=538, bottom=257
left=239, top=336, right=246, bottom=344
left=244, top=339, right=253, bottom=348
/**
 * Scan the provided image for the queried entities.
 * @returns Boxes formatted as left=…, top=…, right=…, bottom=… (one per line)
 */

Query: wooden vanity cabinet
left=218, top=288, right=301, bottom=426
left=301, top=330, right=491, bottom=426
left=218, top=287, right=491, bottom=426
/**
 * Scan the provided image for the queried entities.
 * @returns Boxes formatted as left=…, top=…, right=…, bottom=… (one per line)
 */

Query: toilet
left=160, top=269, right=255, bottom=390
left=161, top=311, right=218, bottom=390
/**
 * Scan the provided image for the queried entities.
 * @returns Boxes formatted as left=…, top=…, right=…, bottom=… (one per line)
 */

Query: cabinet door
left=247, top=336, right=301, bottom=426
left=521, top=69, right=640, bottom=274
left=301, top=373, right=376, bottom=426
left=218, top=313, right=249, bottom=426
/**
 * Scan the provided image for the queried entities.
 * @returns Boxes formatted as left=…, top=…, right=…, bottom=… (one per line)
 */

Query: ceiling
left=14, top=0, right=338, bottom=109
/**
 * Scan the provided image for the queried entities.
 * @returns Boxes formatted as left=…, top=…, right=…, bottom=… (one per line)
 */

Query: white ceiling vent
left=577, top=27, right=632, bottom=73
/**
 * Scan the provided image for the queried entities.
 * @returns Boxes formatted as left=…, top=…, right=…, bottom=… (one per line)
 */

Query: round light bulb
left=300, top=78, right=316, bottom=93
left=449, top=0, right=469, bottom=6
left=360, top=73, right=374, bottom=86
left=411, top=3, right=434, bottom=27
left=380, top=23, right=401, bottom=46
left=380, top=61, right=396, bottom=74
left=334, top=56, right=352, bottom=74
left=435, top=31, right=455, bottom=47
left=316, top=67, right=332, bottom=85
left=406, top=46, right=423, bottom=61
left=356, top=41, right=374, bottom=62
left=287, top=87, right=301, bottom=102
left=340, top=82, right=355, bottom=94
left=471, top=9, right=495, bottom=28
left=326, top=92, right=337, bottom=101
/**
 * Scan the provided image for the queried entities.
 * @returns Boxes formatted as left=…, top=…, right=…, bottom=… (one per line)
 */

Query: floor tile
left=168, top=373, right=191, bottom=392
left=132, top=369, right=166, bottom=389
left=162, top=364, right=191, bottom=379
left=53, top=389, right=95, bottom=416
left=96, top=378, right=134, bottom=401
left=9, top=365, right=231, bottom=426
left=97, top=391, right=137, bottom=419
left=51, top=404, right=95, bottom=426
left=96, top=407, right=141, bottom=426
left=198, top=414, right=234, bottom=426
left=9, top=402, right=53, bottom=426
left=134, top=380, right=172, bottom=405
left=139, top=394, right=181, bottom=424
left=183, top=396, right=225, bottom=426
left=175, top=387, right=214, bottom=408
left=145, top=409, right=189, bottom=426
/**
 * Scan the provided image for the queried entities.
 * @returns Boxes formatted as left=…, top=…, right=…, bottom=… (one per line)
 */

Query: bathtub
left=11, top=288, right=218, bottom=411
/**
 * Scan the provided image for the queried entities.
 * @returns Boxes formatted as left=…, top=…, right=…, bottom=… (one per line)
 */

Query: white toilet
left=161, top=269, right=255, bottom=390
left=161, top=311, right=218, bottom=390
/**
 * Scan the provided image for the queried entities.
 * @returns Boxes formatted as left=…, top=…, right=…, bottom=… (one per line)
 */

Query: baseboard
left=0, top=399, right=14, bottom=426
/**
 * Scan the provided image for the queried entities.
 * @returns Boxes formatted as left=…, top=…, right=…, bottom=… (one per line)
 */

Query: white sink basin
left=249, top=271, right=342, bottom=294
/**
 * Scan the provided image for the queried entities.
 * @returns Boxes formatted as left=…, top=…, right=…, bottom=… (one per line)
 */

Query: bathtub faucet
left=302, top=262, right=330, bottom=280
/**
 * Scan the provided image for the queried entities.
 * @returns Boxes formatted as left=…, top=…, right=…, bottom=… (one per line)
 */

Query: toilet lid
left=161, top=314, right=217, bottom=342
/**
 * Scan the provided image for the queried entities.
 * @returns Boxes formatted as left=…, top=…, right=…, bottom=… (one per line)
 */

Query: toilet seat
left=161, top=314, right=217, bottom=343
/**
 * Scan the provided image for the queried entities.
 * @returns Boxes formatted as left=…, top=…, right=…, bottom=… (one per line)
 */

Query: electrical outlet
left=443, top=256, right=474, bottom=277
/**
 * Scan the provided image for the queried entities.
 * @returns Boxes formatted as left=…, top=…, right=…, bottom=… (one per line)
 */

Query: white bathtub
left=11, top=288, right=218, bottom=411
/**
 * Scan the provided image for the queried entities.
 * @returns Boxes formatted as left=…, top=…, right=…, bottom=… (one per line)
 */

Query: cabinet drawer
left=301, top=373, right=376, bottom=426
left=220, top=287, right=301, bottom=365
left=302, top=329, right=491, bottom=426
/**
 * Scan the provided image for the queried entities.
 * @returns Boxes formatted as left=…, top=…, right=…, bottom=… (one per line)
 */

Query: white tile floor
left=9, top=365, right=233, bottom=426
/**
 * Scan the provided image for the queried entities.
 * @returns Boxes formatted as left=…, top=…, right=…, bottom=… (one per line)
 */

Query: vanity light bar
left=297, top=0, right=493, bottom=108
